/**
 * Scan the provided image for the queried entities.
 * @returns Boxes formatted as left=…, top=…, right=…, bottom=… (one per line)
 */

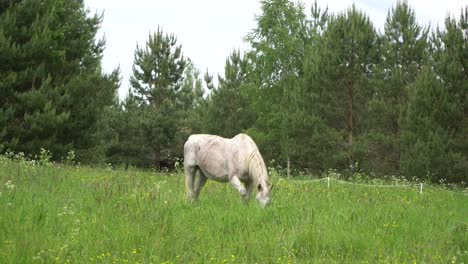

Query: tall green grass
left=0, top=156, right=466, bottom=263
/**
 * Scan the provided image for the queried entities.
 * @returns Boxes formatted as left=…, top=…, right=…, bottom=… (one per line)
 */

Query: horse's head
left=248, top=147, right=272, bottom=208
left=256, top=182, right=273, bottom=208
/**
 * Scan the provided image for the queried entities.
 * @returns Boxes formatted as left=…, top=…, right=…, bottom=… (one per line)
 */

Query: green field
left=0, top=157, right=467, bottom=263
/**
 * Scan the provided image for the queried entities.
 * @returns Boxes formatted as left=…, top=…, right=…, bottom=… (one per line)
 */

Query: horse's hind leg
left=185, top=165, right=197, bottom=202
left=193, top=170, right=207, bottom=199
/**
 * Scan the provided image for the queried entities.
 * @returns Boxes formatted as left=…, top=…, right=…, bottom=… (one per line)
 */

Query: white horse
left=183, top=133, right=272, bottom=207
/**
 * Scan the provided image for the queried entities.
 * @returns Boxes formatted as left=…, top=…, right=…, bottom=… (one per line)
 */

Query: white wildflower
left=5, top=180, right=15, bottom=189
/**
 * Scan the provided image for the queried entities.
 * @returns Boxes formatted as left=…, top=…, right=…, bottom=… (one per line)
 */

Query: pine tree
left=0, top=0, right=119, bottom=159
left=432, top=8, right=467, bottom=142
left=107, top=92, right=149, bottom=168
left=129, top=27, right=186, bottom=169
left=302, top=5, right=379, bottom=172
left=174, top=59, right=205, bottom=156
left=285, top=1, right=337, bottom=172
left=363, top=1, right=428, bottom=175
left=400, top=68, right=466, bottom=183
left=179, top=60, right=205, bottom=115
left=203, top=50, right=254, bottom=138
left=400, top=8, right=468, bottom=183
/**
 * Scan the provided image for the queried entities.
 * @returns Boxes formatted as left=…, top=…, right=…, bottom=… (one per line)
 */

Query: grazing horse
left=183, top=133, right=272, bottom=207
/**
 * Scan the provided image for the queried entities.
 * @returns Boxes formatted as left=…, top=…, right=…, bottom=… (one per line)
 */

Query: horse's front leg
left=229, top=175, right=248, bottom=201
left=244, top=180, right=254, bottom=201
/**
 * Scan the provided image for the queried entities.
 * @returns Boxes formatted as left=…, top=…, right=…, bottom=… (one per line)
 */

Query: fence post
left=419, top=183, right=423, bottom=194
left=327, top=177, right=330, bottom=189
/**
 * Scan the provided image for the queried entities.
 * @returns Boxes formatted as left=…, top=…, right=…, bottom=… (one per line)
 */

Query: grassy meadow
left=0, top=156, right=467, bottom=263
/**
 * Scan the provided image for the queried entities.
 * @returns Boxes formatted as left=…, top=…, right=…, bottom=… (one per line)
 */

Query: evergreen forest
left=1, top=0, right=467, bottom=184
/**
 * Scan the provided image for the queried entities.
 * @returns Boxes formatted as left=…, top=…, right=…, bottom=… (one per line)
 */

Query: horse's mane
left=248, top=150, right=269, bottom=188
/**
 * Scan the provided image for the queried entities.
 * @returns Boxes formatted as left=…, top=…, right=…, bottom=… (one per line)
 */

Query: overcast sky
left=84, top=0, right=467, bottom=99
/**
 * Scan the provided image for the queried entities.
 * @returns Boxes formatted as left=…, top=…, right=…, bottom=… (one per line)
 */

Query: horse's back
left=184, top=134, right=217, bottom=166
left=185, top=133, right=258, bottom=158
left=232, top=133, right=259, bottom=152
left=184, top=134, right=258, bottom=178
left=184, top=134, right=225, bottom=153
left=184, top=134, right=232, bottom=180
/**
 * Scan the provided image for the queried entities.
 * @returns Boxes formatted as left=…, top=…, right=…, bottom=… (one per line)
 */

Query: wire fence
left=288, top=177, right=424, bottom=194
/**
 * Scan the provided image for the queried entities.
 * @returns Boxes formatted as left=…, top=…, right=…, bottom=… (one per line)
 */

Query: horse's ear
left=257, top=184, right=263, bottom=191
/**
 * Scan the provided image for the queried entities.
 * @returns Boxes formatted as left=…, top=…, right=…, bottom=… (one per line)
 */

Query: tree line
left=0, top=0, right=466, bottom=183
